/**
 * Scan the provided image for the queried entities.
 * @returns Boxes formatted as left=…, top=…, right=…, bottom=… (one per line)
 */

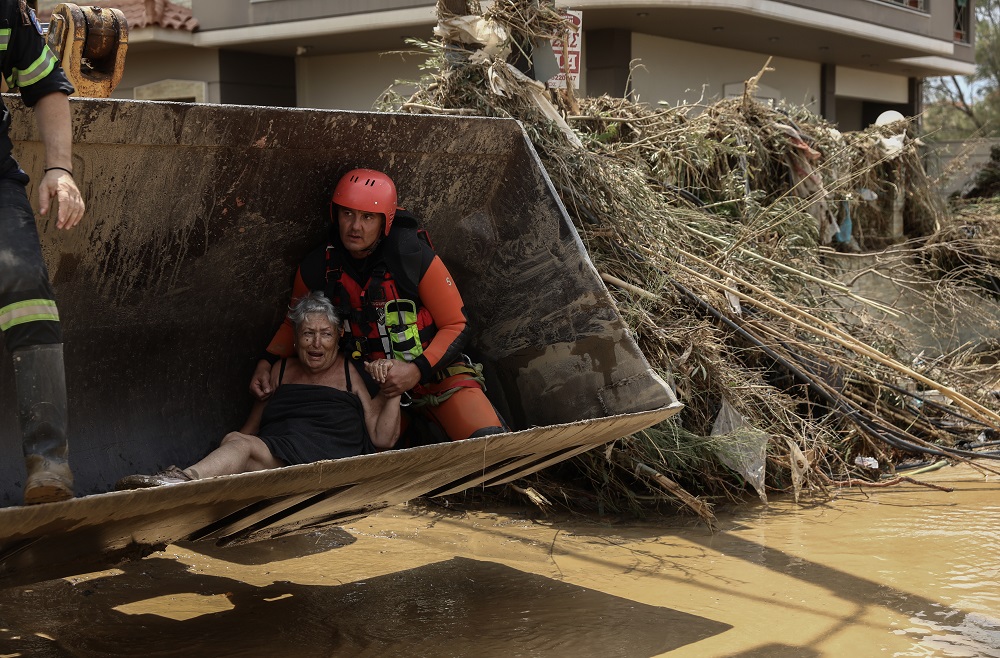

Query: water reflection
left=884, top=504, right=1000, bottom=658
left=897, top=611, right=1000, bottom=658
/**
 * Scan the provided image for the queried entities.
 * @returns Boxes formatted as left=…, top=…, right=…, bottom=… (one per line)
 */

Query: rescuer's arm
left=378, top=255, right=469, bottom=396
left=250, top=269, right=309, bottom=400
left=414, top=256, right=470, bottom=373
left=33, top=92, right=84, bottom=229
left=378, top=360, right=420, bottom=398
left=239, top=399, right=267, bottom=435
left=242, top=362, right=280, bottom=432
left=8, top=4, right=83, bottom=229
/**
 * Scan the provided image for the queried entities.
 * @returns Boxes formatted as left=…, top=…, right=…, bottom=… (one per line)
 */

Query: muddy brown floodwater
left=0, top=464, right=997, bottom=657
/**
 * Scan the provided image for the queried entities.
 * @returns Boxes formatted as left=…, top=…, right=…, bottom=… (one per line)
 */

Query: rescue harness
left=321, top=226, right=487, bottom=407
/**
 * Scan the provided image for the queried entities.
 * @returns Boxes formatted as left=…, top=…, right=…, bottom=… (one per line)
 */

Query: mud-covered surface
left=0, top=405, right=680, bottom=589
left=0, top=464, right=996, bottom=657
left=0, top=97, right=674, bottom=503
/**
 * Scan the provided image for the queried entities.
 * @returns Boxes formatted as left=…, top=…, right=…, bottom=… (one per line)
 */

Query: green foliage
left=924, top=0, right=1000, bottom=138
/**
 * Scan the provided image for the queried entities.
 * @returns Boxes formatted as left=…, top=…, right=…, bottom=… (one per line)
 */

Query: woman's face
left=296, top=313, right=340, bottom=373
left=337, top=205, right=385, bottom=258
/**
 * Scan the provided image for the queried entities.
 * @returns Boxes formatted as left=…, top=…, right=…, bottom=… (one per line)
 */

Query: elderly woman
left=117, top=292, right=400, bottom=488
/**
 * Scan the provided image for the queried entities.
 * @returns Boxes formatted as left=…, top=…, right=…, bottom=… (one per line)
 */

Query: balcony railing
left=875, top=0, right=929, bottom=12
left=955, top=0, right=971, bottom=42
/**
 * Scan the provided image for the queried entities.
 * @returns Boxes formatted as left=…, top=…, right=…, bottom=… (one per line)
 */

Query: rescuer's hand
left=250, top=359, right=273, bottom=400
left=39, top=169, right=85, bottom=229
left=380, top=361, right=421, bottom=398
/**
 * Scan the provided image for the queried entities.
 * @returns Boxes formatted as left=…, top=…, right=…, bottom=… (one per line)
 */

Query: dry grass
left=381, top=0, right=1000, bottom=520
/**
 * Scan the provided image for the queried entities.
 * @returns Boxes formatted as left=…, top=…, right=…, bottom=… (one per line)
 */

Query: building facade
left=40, top=0, right=976, bottom=130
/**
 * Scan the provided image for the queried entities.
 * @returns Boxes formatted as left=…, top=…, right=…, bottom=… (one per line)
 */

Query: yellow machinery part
left=46, top=3, right=128, bottom=98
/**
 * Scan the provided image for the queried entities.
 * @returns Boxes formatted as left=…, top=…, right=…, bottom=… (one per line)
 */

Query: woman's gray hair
left=288, top=291, right=341, bottom=330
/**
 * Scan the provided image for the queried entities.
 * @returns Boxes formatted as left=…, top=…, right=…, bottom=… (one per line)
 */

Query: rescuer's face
left=296, top=314, right=340, bottom=374
left=338, top=206, right=385, bottom=258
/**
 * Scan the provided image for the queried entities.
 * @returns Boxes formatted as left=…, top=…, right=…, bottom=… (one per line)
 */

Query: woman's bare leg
left=185, top=432, right=285, bottom=479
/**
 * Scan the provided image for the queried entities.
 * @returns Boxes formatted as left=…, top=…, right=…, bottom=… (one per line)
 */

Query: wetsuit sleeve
left=263, top=267, right=309, bottom=360
left=262, top=244, right=330, bottom=361
left=4, top=6, right=75, bottom=105
left=413, top=255, right=470, bottom=382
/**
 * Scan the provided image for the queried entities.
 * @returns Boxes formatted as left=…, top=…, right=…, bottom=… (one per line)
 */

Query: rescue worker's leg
left=420, top=374, right=507, bottom=441
left=13, top=344, right=72, bottom=503
left=395, top=408, right=450, bottom=448
left=0, top=179, right=73, bottom=504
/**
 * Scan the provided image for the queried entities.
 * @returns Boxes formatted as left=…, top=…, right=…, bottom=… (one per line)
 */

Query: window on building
left=135, top=80, right=208, bottom=103
left=876, top=0, right=929, bottom=12
left=955, top=0, right=971, bottom=42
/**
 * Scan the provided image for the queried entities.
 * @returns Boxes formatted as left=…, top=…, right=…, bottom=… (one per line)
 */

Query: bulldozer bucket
left=0, top=98, right=680, bottom=586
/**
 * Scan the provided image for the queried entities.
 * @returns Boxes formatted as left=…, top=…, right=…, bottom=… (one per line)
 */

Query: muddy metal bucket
left=0, top=98, right=680, bottom=586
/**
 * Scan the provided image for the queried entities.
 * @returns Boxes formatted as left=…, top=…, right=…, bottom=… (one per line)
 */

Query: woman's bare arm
left=370, top=390, right=401, bottom=449
left=355, top=365, right=401, bottom=449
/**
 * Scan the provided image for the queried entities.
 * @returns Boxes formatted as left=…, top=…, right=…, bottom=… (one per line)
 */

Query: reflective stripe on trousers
left=0, top=178, right=61, bottom=350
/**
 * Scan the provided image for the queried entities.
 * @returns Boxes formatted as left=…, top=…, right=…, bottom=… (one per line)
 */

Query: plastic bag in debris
left=711, top=398, right=769, bottom=503
left=433, top=15, right=510, bottom=63
left=854, top=456, right=879, bottom=470
left=875, top=110, right=907, bottom=159
left=486, top=62, right=583, bottom=148
left=784, top=437, right=810, bottom=503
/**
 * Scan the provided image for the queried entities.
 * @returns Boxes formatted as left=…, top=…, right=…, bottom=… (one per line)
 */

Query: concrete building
left=39, top=0, right=977, bottom=130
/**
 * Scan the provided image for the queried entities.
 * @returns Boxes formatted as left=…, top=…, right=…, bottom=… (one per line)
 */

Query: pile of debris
left=383, top=0, right=1000, bottom=520
left=961, top=145, right=1000, bottom=199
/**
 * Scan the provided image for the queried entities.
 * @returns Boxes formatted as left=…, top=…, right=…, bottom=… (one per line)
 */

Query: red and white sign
left=547, top=10, right=582, bottom=90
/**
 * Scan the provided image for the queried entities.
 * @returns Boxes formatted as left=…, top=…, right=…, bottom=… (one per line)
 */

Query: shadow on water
left=686, top=528, right=978, bottom=624
left=419, top=502, right=991, bottom=629
left=682, top=521, right=1000, bottom=654
left=381, top=503, right=1000, bottom=655
left=0, top=555, right=730, bottom=658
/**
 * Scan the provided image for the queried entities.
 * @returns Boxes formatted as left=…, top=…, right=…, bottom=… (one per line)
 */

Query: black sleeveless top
left=257, top=357, right=375, bottom=464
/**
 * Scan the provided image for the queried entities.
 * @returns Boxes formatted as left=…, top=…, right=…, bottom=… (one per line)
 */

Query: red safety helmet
left=330, top=169, right=398, bottom=236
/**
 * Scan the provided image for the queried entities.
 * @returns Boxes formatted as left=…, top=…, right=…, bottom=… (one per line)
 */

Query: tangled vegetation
left=382, top=0, right=1000, bottom=522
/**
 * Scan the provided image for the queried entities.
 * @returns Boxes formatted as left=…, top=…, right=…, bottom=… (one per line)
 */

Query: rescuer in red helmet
left=250, top=168, right=506, bottom=444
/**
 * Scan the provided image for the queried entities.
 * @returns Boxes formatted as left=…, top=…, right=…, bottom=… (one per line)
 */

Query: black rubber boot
left=13, top=344, right=74, bottom=504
